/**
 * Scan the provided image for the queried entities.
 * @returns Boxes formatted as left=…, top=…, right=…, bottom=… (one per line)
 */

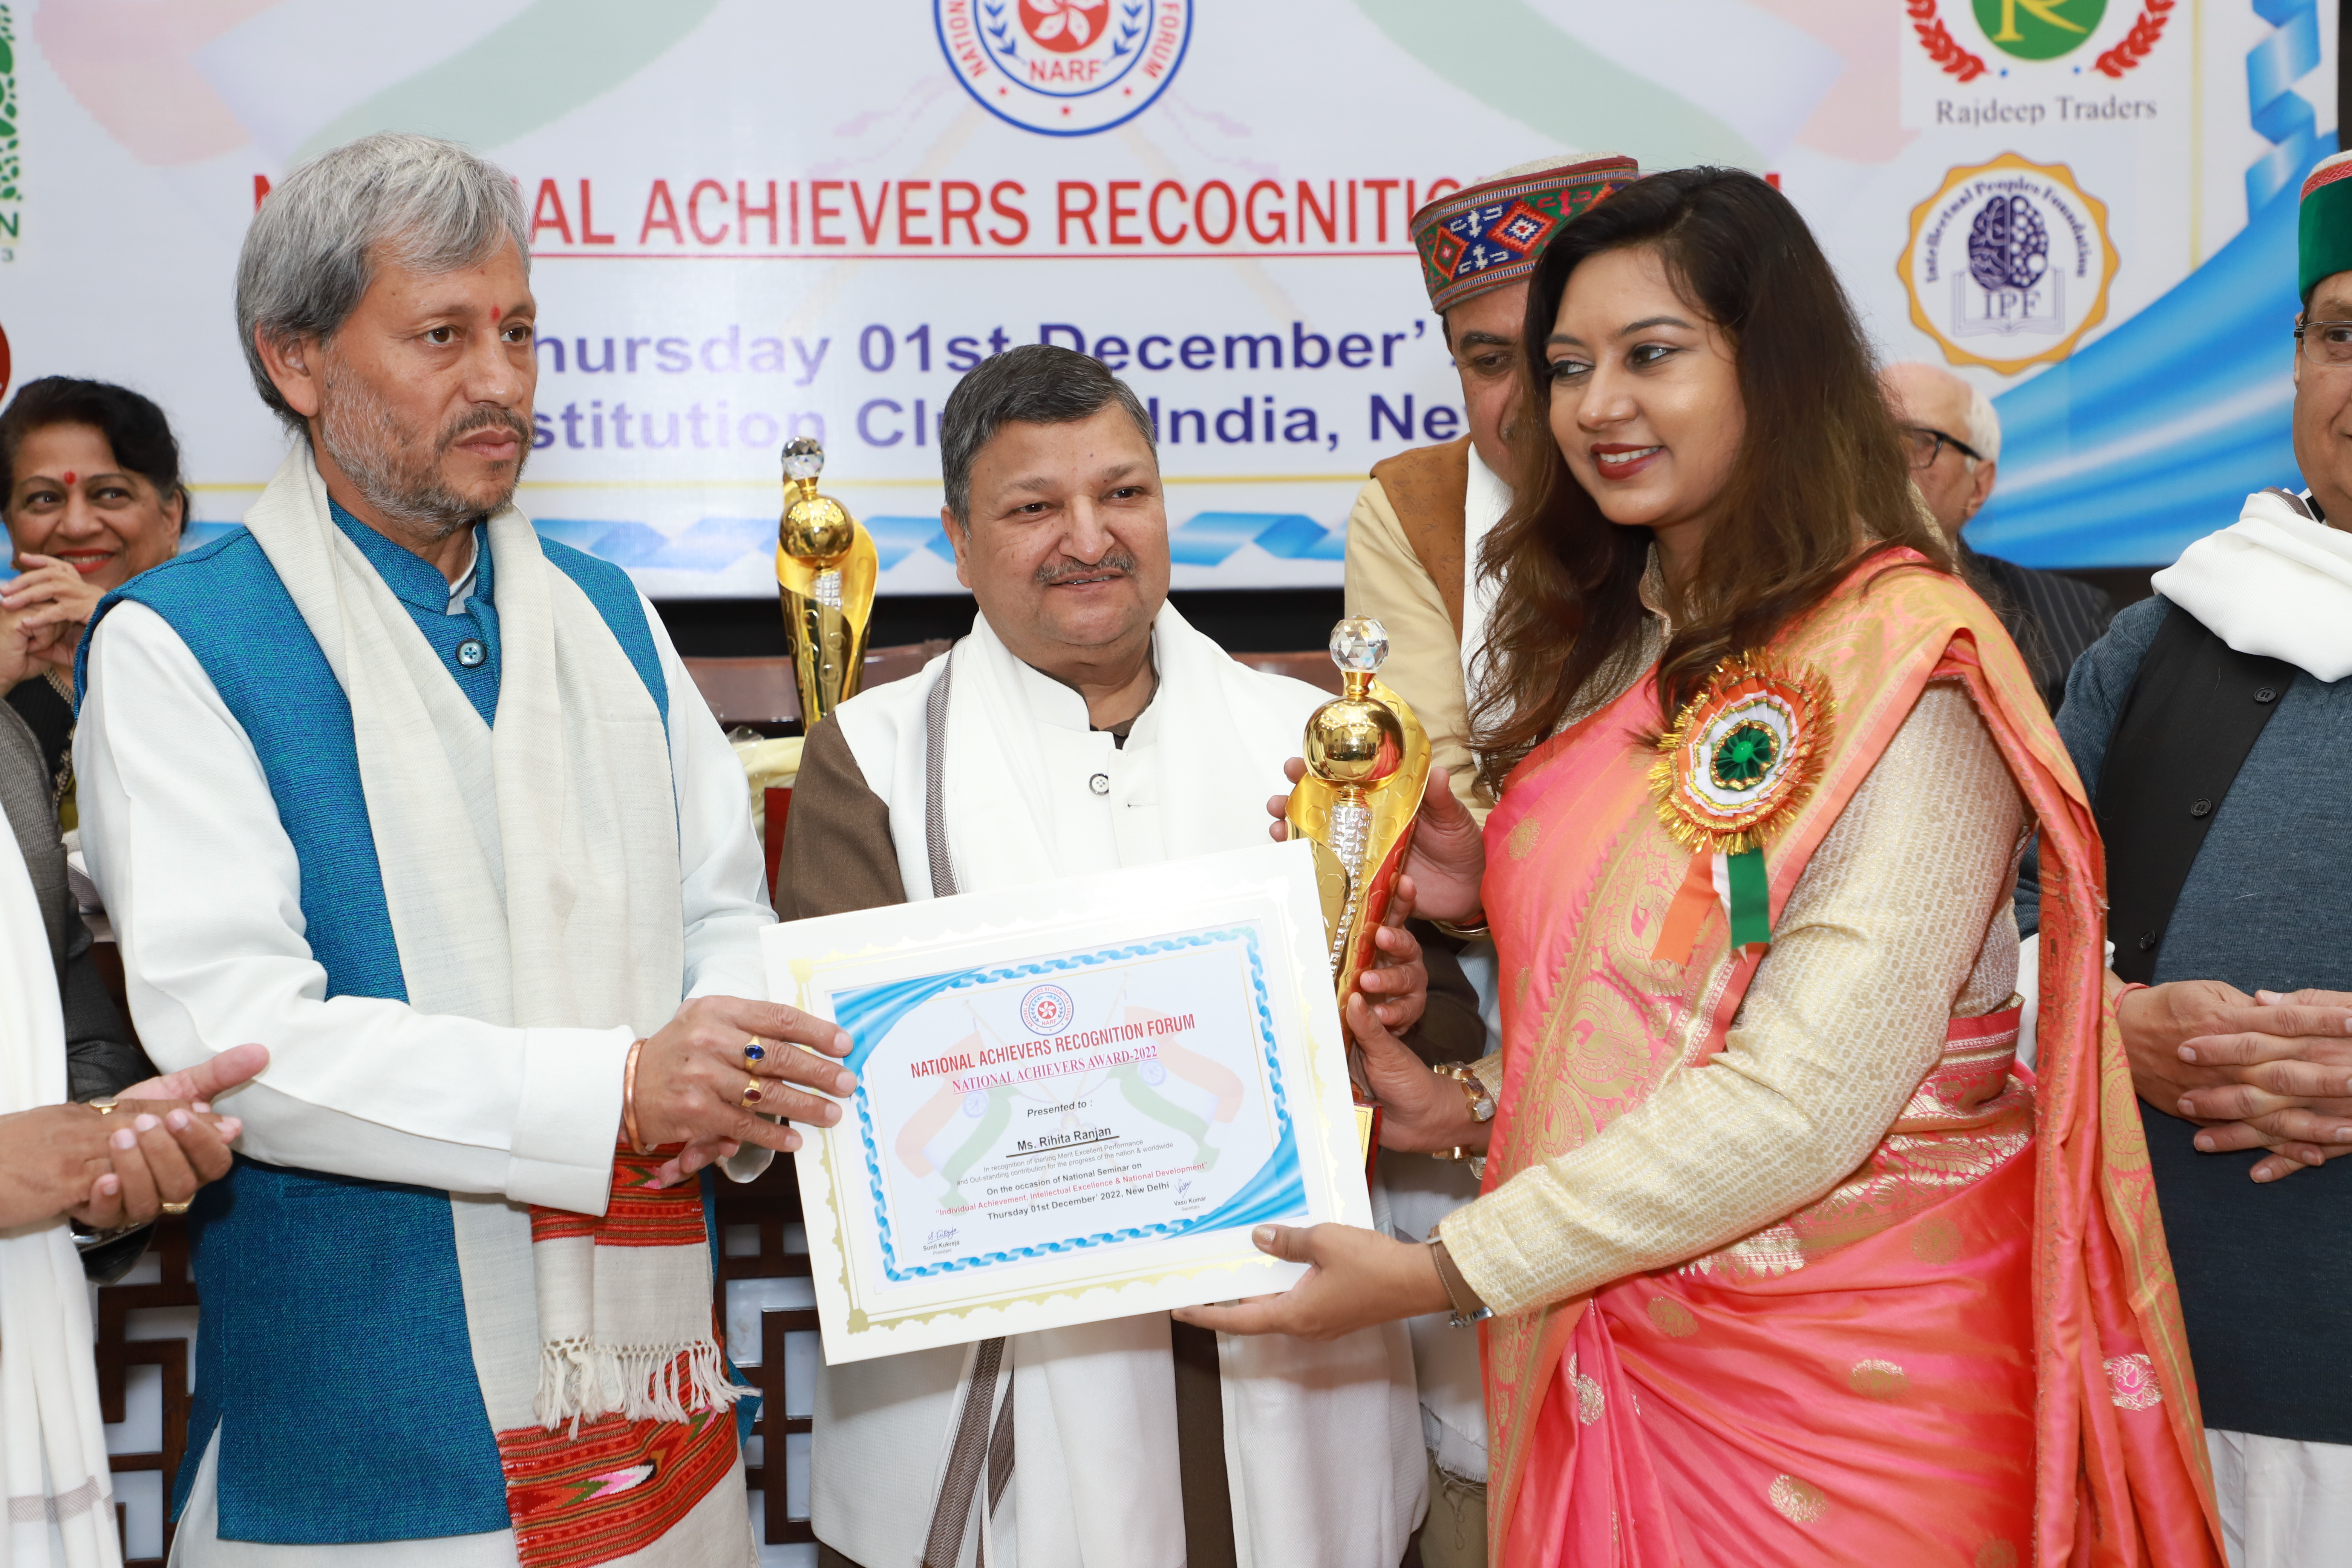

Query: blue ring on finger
left=744, top=1038, right=767, bottom=1064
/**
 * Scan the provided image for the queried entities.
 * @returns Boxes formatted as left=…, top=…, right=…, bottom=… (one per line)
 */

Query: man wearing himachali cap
left=2014, top=147, right=2352, bottom=1565
left=1340, top=154, right=1634, bottom=1568
left=1344, top=155, right=1638, bottom=822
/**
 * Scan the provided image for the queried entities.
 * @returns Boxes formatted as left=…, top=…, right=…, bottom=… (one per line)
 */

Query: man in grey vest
left=2021, top=149, right=2352, bottom=1566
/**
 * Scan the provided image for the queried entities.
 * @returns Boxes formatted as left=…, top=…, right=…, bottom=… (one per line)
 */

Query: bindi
left=60, top=472, right=76, bottom=485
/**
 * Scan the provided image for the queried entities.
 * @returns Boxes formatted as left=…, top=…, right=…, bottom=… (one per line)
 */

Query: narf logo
left=1019, top=985, right=1076, bottom=1036
left=937, top=0, right=1193, bottom=137
left=1021, top=0, right=1109, bottom=50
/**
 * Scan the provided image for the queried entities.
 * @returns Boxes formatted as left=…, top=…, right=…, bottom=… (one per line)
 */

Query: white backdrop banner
left=0, top=0, right=2337, bottom=594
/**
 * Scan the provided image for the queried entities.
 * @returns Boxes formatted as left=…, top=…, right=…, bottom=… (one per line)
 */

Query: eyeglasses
left=2295, top=319, right=2352, bottom=366
left=1903, top=426, right=1984, bottom=471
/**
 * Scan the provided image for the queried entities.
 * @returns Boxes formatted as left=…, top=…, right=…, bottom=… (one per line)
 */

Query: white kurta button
left=1089, top=773, right=1110, bottom=795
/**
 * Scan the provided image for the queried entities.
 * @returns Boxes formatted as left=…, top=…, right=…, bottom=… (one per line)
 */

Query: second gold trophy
left=774, top=437, right=879, bottom=727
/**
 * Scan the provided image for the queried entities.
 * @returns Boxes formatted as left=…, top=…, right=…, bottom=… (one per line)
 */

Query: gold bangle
left=1427, top=914, right=1490, bottom=941
left=622, top=1038, right=651, bottom=1156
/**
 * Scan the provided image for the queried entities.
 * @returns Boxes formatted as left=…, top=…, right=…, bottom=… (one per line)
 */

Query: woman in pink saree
left=1179, top=169, right=2222, bottom=1565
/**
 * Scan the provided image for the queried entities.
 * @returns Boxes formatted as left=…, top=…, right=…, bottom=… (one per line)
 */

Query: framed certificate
left=761, top=840, right=1368, bottom=1364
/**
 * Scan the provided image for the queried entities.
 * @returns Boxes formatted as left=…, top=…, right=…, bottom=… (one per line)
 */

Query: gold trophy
left=1286, top=617, right=1432, bottom=1170
left=775, top=437, right=879, bottom=729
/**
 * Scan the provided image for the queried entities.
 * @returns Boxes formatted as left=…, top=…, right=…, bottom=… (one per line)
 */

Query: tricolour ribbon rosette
left=1647, top=657, right=1833, bottom=962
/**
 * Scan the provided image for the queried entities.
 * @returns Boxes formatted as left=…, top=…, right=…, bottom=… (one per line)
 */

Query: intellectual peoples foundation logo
left=1019, top=984, right=1076, bottom=1036
left=1899, top=153, right=2118, bottom=376
left=936, top=0, right=1193, bottom=136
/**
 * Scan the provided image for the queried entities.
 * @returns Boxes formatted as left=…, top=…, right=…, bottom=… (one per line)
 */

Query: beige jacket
left=1342, top=436, right=1487, bottom=819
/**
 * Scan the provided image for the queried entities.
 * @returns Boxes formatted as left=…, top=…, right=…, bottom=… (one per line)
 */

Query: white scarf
left=0, top=818, right=116, bottom=1568
left=822, top=605, right=1423, bottom=1568
left=240, top=445, right=730, bottom=1439
left=2152, top=487, right=2352, bottom=681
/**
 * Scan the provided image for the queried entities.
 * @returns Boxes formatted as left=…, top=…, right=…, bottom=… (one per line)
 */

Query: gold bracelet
left=1429, top=1064, right=1493, bottom=1171
left=622, top=1038, right=651, bottom=1156
left=1427, top=914, right=1490, bottom=941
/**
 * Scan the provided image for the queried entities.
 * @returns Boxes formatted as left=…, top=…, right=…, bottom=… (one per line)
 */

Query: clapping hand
left=0, top=554, right=102, bottom=687
left=0, top=1043, right=267, bottom=1231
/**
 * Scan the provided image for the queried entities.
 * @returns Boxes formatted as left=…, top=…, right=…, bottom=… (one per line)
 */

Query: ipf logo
left=1019, top=985, right=1076, bottom=1036
left=1899, top=153, right=2118, bottom=377
left=936, top=0, right=1194, bottom=136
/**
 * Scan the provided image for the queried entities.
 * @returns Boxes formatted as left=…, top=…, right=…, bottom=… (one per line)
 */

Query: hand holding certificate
left=763, top=840, right=1372, bottom=1363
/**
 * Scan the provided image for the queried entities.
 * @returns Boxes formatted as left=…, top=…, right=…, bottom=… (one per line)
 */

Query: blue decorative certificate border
left=829, top=925, right=1304, bottom=1282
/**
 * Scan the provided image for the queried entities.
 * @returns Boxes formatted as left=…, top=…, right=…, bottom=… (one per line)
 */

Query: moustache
left=441, top=406, right=532, bottom=453
left=1034, top=551, right=1139, bottom=587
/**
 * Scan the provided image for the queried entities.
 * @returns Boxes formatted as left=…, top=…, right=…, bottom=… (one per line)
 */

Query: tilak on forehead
left=2299, top=148, right=2352, bottom=302
left=1408, top=153, right=1640, bottom=315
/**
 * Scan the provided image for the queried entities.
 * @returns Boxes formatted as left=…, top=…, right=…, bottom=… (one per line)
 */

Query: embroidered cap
left=2299, top=149, right=2352, bottom=302
left=1410, top=154, right=1640, bottom=315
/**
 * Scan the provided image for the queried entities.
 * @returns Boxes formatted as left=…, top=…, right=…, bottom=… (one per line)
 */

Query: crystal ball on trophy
left=1303, top=615, right=1409, bottom=821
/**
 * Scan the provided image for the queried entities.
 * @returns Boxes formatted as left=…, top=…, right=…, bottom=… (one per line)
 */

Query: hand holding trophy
left=775, top=438, right=879, bottom=727
left=1286, top=617, right=1432, bottom=1168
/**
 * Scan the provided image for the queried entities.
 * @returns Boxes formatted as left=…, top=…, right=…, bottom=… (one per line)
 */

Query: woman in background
left=1186, top=168, right=2222, bottom=1566
left=1, top=377, right=190, bottom=828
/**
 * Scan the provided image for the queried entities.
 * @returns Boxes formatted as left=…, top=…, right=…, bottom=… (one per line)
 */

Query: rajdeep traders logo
left=1899, top=154, right=2118, bottom=376
left=1019, top=984, right=1076, bottom=1036
left=1972, top=0, right=2105, bottom=61
left=937, top=0, right=1193, bottom=136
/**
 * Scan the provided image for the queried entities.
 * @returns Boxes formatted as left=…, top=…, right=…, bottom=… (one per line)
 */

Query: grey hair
left=938, top=343, right=1155, bottom=522
left=237, top=132, right=531, bottom=430
left=1959, top=377, right=2001, bottom=466
left=1883, top=359, right=2001, bottom=467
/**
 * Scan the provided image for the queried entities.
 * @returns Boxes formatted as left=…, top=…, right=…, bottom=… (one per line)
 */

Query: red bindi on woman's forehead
left=60, top=472, right=76, bottom=486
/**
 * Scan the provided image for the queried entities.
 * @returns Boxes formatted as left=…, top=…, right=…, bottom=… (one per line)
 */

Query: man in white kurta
left=776, top=343, right=1422, bottom=1568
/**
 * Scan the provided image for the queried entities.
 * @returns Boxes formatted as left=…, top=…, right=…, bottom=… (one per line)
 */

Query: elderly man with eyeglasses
left=1879, top=360, right=2115, bottom=714
left=2008, top=148, right=2352, bottom=1568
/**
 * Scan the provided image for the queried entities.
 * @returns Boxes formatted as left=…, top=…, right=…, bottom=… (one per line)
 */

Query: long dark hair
left=1470, top=168, right=1947, bottom=796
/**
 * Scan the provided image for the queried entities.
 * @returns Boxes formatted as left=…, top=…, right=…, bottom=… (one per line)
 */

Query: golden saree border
left=1473, top=551, right=2222, bottom=1564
